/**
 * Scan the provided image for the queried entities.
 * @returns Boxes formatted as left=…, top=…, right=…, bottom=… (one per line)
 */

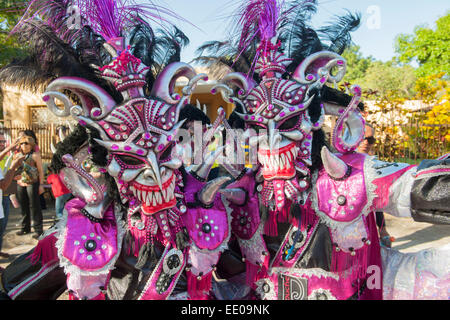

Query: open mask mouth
left=258, top=142, right=299, bottom=180
left=130, top=172, right=176, bottom=215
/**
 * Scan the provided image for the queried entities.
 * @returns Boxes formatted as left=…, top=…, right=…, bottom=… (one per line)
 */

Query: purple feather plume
left=236, top=0, right=285, bottom=51
left=14, top=0, right=189, bottom=42
left=230, top=0, right=287, bottom=78
left=75, top=0, right=186, bottom=41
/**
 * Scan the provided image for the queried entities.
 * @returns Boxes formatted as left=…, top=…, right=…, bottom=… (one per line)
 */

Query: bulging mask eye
left=250, top=124, right=267, bottom=135
left=159, top=145, right=173, bottom=161
left=278, top=115, right=301, bottom=131
left=117, top=155, right=144, bottom=166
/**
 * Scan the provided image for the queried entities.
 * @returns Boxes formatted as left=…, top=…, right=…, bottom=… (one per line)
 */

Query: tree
left=395, top=12, right=450, bottom=78
left=341, top=45, right=374, bottom=84
left=0, top=1, right=28, bottom=68
left=340, top=46, right=417, bottom=99
left=358, top=60, right=417, bottom=98
left=416, top=73, right=450, bottom=142
left=0, top=1, right=28, bottom=120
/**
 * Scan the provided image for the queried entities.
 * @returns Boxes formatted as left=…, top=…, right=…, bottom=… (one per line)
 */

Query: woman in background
left=14, top=130, right=45, bottom=238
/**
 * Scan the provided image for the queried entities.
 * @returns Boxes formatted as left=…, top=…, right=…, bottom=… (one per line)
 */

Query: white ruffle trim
left=269, top=267, right=340, bottom=281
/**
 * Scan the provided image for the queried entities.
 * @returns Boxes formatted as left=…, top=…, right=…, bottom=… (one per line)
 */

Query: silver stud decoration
left=336, top=195, right=347, bottom=206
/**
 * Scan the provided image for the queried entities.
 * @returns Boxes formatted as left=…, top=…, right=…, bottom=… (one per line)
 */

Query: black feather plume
left=0, top=0, right=190, bottom=102
left=0, top=1, right=118, bottom=99
left=317, top=10, right=361, bottom=54
left=193, top=39, right=260, bottom=81
left=153, top=26, right=190, bottom=75
left=194, top=0, right=360, bottom=78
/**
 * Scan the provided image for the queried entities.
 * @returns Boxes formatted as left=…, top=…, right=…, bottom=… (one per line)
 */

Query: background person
left=14, top=131, right=45, bottom=239
left=46, top=165, right=71, bottom=221
left=0, top=134, right=21, bottom=258
left=18, top=130, right=47, bottom=210
left=357, top=123, right=395, bottom=247
left=0, top=154, right=26, bottom=273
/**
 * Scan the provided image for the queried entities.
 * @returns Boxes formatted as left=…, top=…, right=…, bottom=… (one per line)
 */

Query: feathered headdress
left=0, top=0, right=189, bottom=97
left=196, top=0, right=360, bottom=79
left=197, top=0, right=365, bottom=156
left=1, top=1, right=207, bottom=212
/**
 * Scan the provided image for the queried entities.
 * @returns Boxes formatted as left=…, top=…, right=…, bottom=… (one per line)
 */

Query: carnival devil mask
left=43, top=37, right=207, bottom=216
left=213, top=38, right=365, bottom=210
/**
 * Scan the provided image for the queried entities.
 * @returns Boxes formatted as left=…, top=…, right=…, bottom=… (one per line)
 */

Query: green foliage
left=0, top=0, right=28, bottom=68
left=361, top=73, right=449, bottom=162
left=0, top=31, right=28, bottom=67
left=417, top=73, right=450, bottom=143
left=358, top=60, right=417, bottom=98
left=340, top=45, right=374, bottom=83
left=340, top=19, right=450, bottom=160
left=341, top=46, right=417, bottom=99
left=395, top=12, right=450, bottom=78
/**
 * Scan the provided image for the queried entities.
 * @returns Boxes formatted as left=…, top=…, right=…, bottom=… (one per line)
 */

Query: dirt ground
left=383, top=214, right=450, bottom=253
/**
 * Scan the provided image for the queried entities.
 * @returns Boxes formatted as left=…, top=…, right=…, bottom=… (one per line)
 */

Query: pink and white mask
left=213, top=38, right=365, bottom=209
left=43, top=37, right=207, bottom=216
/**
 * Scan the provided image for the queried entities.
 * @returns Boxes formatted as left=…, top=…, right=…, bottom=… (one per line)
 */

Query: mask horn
left=58, top=127, right=67, bottom=142
left=219, top=188, right=247, bottom=206
left=151, top=62, right=207, bottom=105
left=211, top=72, right=256, bottom=108
left=67, top=121, right=75, bottom=133
left=292, top=51, right=347, bottom=85
left=197, top=176, right=231, bottom=206
left=220, top=72, right=256, bottom=96
left=43, top=77, right=116, bottom=120
left=328, top=85, right=365, bottom=153
left=321, top=147, right=350, bottom=180
left=50, top=142, right=57, bottom=154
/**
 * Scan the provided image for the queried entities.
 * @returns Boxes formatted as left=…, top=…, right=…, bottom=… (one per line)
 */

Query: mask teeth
left=142, top=191, right=148, bottom=203
left=285, top=151, right=292, bottom=162
left=130, top=185, right=138, bottom=198
left=146, top=191, right=152, bottom=206
left=259, top=145, right=300, bottom=172
left=154, top=191, right=162, bottom=205
left=163, top=179, right=175, bottom=202
left=130, top=178, right=176, bottom=208
left=292, top=146, right=299, bottom=159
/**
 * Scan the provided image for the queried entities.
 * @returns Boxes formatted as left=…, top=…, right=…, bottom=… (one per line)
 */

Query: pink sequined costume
left=0, top=0, right=232, bottom=300
left=197, top=0, right=450, bottom=300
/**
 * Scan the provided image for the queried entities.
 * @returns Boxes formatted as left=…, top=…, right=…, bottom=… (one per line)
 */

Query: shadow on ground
left=391, top=224, right=450, bottom=251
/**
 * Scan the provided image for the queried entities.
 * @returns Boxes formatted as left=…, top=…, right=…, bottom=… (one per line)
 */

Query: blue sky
left=147, top=0, right=449, bottom=64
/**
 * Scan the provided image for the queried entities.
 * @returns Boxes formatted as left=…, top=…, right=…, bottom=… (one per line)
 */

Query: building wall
left=1, top=85, right=45, bottom=125
left=364, top=100, right=431, bottom=126
left=185, top=83, right=235, bottom=122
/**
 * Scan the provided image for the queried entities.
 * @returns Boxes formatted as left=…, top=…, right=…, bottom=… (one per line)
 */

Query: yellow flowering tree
left=338, top=72, right=449, bottom=162
left=405, top=73, right=450, bottom=159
